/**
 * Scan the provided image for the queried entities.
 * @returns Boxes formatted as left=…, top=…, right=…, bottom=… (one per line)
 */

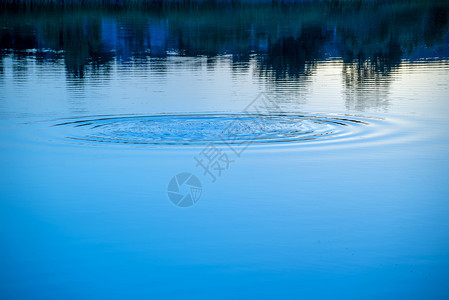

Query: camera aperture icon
left=167, top=172, right=202, bottom=207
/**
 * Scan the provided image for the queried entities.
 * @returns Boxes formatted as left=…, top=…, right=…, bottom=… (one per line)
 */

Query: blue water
left=1, top=2, right=449, bottom=299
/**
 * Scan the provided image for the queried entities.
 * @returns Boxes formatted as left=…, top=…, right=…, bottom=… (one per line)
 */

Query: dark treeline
left=1, top=0, right=432, bottom=8
left=1, top=0, right=448, bottom=79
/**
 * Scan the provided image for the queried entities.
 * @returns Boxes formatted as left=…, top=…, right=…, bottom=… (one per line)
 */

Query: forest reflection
left=1, top=1, right=448, bottom=92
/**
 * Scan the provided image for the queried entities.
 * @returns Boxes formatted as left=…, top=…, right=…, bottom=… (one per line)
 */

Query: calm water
left=1, top=1, right=449, bottom=298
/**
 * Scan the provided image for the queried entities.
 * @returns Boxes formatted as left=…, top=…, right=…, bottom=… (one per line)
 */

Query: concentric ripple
left=50, top=113, right=378, bottom=147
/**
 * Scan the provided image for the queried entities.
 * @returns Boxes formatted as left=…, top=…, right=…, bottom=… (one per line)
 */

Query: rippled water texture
left=1, top=1, right=449, bottom=299
left=51, top=113, right=372, bottom=146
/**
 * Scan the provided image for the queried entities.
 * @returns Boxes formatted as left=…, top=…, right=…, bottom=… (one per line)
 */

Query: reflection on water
left=343, top=62, right=392, bottom=112
left=2, top=2, right=449, bottom=299
left=1, top=1, right=448, bottom=115
left=1, top=2, right=448, bottom=80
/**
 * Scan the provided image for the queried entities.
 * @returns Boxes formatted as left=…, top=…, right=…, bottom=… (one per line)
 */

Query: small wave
left=49, top=113, right=379, bottom=147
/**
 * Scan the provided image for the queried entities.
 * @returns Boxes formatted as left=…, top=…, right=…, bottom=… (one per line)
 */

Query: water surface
left=1, top=1, right=449, bottom=299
